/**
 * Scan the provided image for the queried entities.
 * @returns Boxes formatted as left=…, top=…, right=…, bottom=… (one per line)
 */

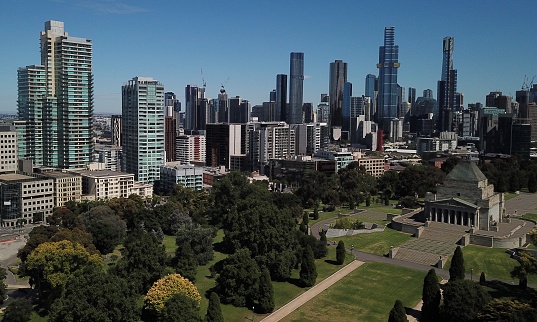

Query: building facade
left=329, top=60, right=348, bottom=133
left=176, top=135, right=206, bottom=164
left=18, top=20, right=94, bottom=169
left=377, top=27, right=400, bottom=131
left=160, top=163, right=204, bottom=192
left=0, top=124, right=18, bottom=174
left=122, top=77, right=165, bottom=184
left=288, top=52, right=304, bottom=124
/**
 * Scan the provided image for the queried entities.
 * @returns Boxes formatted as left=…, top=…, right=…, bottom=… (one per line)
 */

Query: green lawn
left=445, top=245, right=537, bottom=283
left=522, top=213, right=537, bottom=221
left=194, top=230, right=354, bottom=321
left=282, top=262, right=425, bottom=322
left=330, top=227, right=413, bottom=256
left=162, top=234, right=176, bottom=254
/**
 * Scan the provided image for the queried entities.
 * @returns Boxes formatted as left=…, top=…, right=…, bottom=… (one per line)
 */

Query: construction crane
left=201, top=68, right=206, bottom=89
left=220, top=77, right=230, bottom=94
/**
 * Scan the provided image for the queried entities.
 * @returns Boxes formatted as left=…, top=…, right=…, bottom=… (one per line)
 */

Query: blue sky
left=0, top=0, right=536, bottom=114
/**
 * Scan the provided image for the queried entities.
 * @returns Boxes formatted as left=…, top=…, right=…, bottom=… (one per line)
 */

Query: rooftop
left=0, top=173, right=34, bottom=182
left=445, top=160, right=487, bottom=183
left=69, top=169, right=133, bottom=178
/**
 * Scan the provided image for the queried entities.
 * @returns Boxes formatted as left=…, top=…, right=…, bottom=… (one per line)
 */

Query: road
left=504, top=192, right=537, bottom=216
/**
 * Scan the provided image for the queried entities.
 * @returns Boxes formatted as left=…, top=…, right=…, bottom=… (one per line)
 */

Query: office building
left=262, top=101, right=277, bottom=122
left=122, top=77, right=165, bottom=184
left=206, top=123, right=244, bottom=168
left=437, top=37, right=458, bottom=132
left=18, top=21, right=93, bottom=169
left=217, top=90, right=228, bottom=123
left=229, top=96, right=250, bottom=124
left=0, top=124, right=18, bottom=174
left=329, top=60, right=348, bottom=134
left=39, top=171, right=82, bottom=208
left=408, top=87, right=416, bottom=105
left=160, top=163, right=203, bottom=192
left=377, top=27, right=400, bottom=131
left=288, top=52, right=304, bottom=124
left=365, top=74, right=378, bottom=118
left=185, top=85, right=206, bottom=132
left=276, top=74, right=287, bottom=122
left=165, top=116, right=176, bottom=162
left=303, top=103, right=314, bottom=124
left=423, top=89, right=433, bottom=98
left=0, top=173, right=54, bottom=227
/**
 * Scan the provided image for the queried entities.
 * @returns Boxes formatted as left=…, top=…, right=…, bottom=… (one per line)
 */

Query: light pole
left=252, top=306, right=255, bottom=322
left=471, top=268, right=473, bottom=281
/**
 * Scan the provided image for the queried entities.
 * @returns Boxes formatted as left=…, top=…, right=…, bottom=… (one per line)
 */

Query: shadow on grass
left=484, top=279, right=537, bottom=301
left=324, top=259, right=342, bottom=265
left=213, top=241, right=233, bottom=255
left=286, top=277, right=304, bottom=288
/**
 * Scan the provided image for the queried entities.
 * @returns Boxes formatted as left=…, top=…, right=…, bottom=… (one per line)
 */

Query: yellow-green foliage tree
left=143, top=273, right=201, bottom=317
left=26, top=240, right=102, bottom=289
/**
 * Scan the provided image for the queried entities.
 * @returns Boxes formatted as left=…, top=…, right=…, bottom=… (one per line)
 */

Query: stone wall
left=470, top=234, right=494, bottom=247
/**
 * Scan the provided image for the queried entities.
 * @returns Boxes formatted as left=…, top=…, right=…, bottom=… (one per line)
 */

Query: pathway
left=505, top=192, right=537, bottom=216
left=260, top=260, right=364, bottom=322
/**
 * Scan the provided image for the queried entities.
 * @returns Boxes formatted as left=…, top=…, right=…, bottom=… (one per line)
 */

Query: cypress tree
left=313, top=205, right=319, bottom=220
left=384, top=194, right=390, bottom=206
left=528, top=173, right=537, bottom=193
left=299, top=245, right=317, bottom=287
left=388, top=299, right=408, bottom=322
left=336, top=240, right=346, bottom=265
left=205, top=292, right=224, bottom=322
left=302, top=212, right=309, bottom=226
left=316, top=231, right=328, bottom=259
left=479, top=271, right=486, bottom=285
left=449, top=246, right=465, bottom=282
left=299, top=221, right=308, bottom=234
left=421, top=269, right=441, bottom=321
left=257, top=267, right=275, bottom=313
left=175, top=242, right=197, bottom=282
left=366, top=194, right=371, bottom=207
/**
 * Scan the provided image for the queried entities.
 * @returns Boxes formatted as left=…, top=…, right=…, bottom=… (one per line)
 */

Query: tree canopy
left=143, top=273, right=201, bottom=318
left=449, top=246, right=465, bottom=282
left=441, top=280, right=491, bottom=322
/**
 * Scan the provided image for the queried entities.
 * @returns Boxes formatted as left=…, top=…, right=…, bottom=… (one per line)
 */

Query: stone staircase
left=392, top=222, right=467, bottom=266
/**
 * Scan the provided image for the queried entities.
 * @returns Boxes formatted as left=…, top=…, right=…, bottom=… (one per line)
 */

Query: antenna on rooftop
left=220, top=77, right=230, bottom=94
left=201, top=68, right=206, bottom=89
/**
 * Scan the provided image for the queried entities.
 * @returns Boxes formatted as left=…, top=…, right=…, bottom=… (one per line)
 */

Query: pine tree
left=336, top=240, right=346, bottom=265
left=528, top=173, right=537, bottom=193
left=479, top=272, right=486, bottom=285
left=257, top=267, right=275, bottom=313
left=205, top=292, right=224, bottom=322
left=449, top=246, right=465, bottom=282
left=299, top=245, right=317, bottom=287
left=175, top=242, right=197, bottom=282
left=388, top=299, right=408, bottom=322
left=421, top=269, right=441, bottom=320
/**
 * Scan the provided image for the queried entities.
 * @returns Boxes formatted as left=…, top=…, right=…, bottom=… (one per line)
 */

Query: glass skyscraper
left=437, top=36, right=457, bottom=132
left=122, top=77, right=165, bottom=184
left=288, top=52, right=304, bottom=124
left=276, top=74, right=287, bottom=122
left=377, top=27, right=399, bottom=131
left=18, top=20, right=94, bottom=168
left=329, top=60, right=348, bottom=131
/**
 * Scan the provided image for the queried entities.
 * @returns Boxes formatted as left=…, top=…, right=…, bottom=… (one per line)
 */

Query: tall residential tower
left=18, top=20, right=94, bottom=168
left=288, top=52, right=304, bottom=124
left=329, top=60, right=348, bottom=137
left=377, top=27, right=399, bottom=132
left=437, top=36, right=457, bottom=132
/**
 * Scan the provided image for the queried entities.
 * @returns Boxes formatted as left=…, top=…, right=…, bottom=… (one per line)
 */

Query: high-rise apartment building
left=185, top=85, right=206, bottom=132
left=408, top=87, right=416, bottom=105
left=437, top=37, right=457, bottom=132
left=122, top=77, right=165, bottom=184
left=377, top=27, right=400, bottom=131
left=18, top=21, right=94, bottom=169
left=365, top=74, right=378, bottom=120
left=0, top=124, right=18, bottom=174
left=111, top=115, right=122, bottom=146
left=423, top=89, right=433, bottom=98
left=342, top=82, right=352, bottom=132
left=288, top=52, right=304, bottom=124
left=329, top=60, right=348, bottom=133
left=276, top=74, right=287, bottom=122
left=228, top=96, right=250, bottom=123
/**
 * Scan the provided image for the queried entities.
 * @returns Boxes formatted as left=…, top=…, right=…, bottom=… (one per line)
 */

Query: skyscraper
left=408, top=87, right=416, bottom=105
left=288, top=52, right=304, bottom=124
left=122, top=77, right=165, bottom=184
left=365, top=74, right=378, bottom=120
left=342, top=82, right=352, bottom=131
left=276, top=74, right=287, bottom=122
left=377, top=27, right=400, bottom=132
left=18, top=20, right=94, bottom=169
left=423, top=89, right=434, bottom=98
left=437, top=36, right=457, bottom=132
left=329, top=60, right=348, bottom=133
left=185, top=85, right=206, bottom=132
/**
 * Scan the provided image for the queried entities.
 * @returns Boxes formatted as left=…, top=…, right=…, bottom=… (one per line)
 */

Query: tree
left=388, top=299, right=408, bottom=322
left=449, top=246, right=465, bottom=282
left=421, top=269, right=440, bottom=321
left=257, top=267, right=275, bottom=313
left=25, top=240, right=102, bottom=292
left=214, top=248, right=260, bottom=307
left=510, top=251, right=537, bottom=288
left=441, top=156, right=460, bottom=174
left=299, top=245, right=317, bottom=287
left=441, top=280, right=491, bottom=322
left=336, top=240, right=346, bottom=265
left=48, top=265, right=138, bottom=322
left=312, top=205, right=319, bottom=220
left=83, top=205, right=127, bottom=255
left=143, top=273, right=201, bottom=320
left=174, top=242, right=197, bottom=282
left=17, top=225, right=59, bottom=262
left=47, top=207, right=82, bottom=229
left=479, top=271, right=486, bottom=285
left=157, top=292, right=201, bottom=322
left=1, top=299, right=32, bottom=322
left=476, top=299, right=533, bottom=322
left=176, top=223, right=214, bottom=266
left=205, top=292, right=224, bottom=322
left=528, top=173, right=537, bottom=193
left=0, top=267, right=6, bottom=304
left=113, top=229, right=168, bottom=294
left=302, top=212, right=309, bottom=226
left=316, top=231, right=328, bottom=259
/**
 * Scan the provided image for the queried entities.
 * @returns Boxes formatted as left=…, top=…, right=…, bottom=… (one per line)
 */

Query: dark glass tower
left=288, top=52, right=304, bottom=124
left=377, top=27, right=399, bottom=131
left=276, top=74, right=287, bottom=122
left=329, top=60, right=348, bottom=132
left=365, top=74, right=378, bottom=120
left=437, top=36, right=457, bottom=132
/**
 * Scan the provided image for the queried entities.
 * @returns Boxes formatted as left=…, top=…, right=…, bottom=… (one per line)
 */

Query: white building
left=93, top=144, right=122, bottom=172
left=40, top=171, right=82, bottom=207
left=69, top=169, right=151, bottom=201
left=0, top=123, right=17, bottom=174
left=176, top=135, right=206, bottom=164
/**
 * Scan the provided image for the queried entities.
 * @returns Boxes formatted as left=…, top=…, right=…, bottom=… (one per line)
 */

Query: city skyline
left=1, top=0, right=537, bottom=114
